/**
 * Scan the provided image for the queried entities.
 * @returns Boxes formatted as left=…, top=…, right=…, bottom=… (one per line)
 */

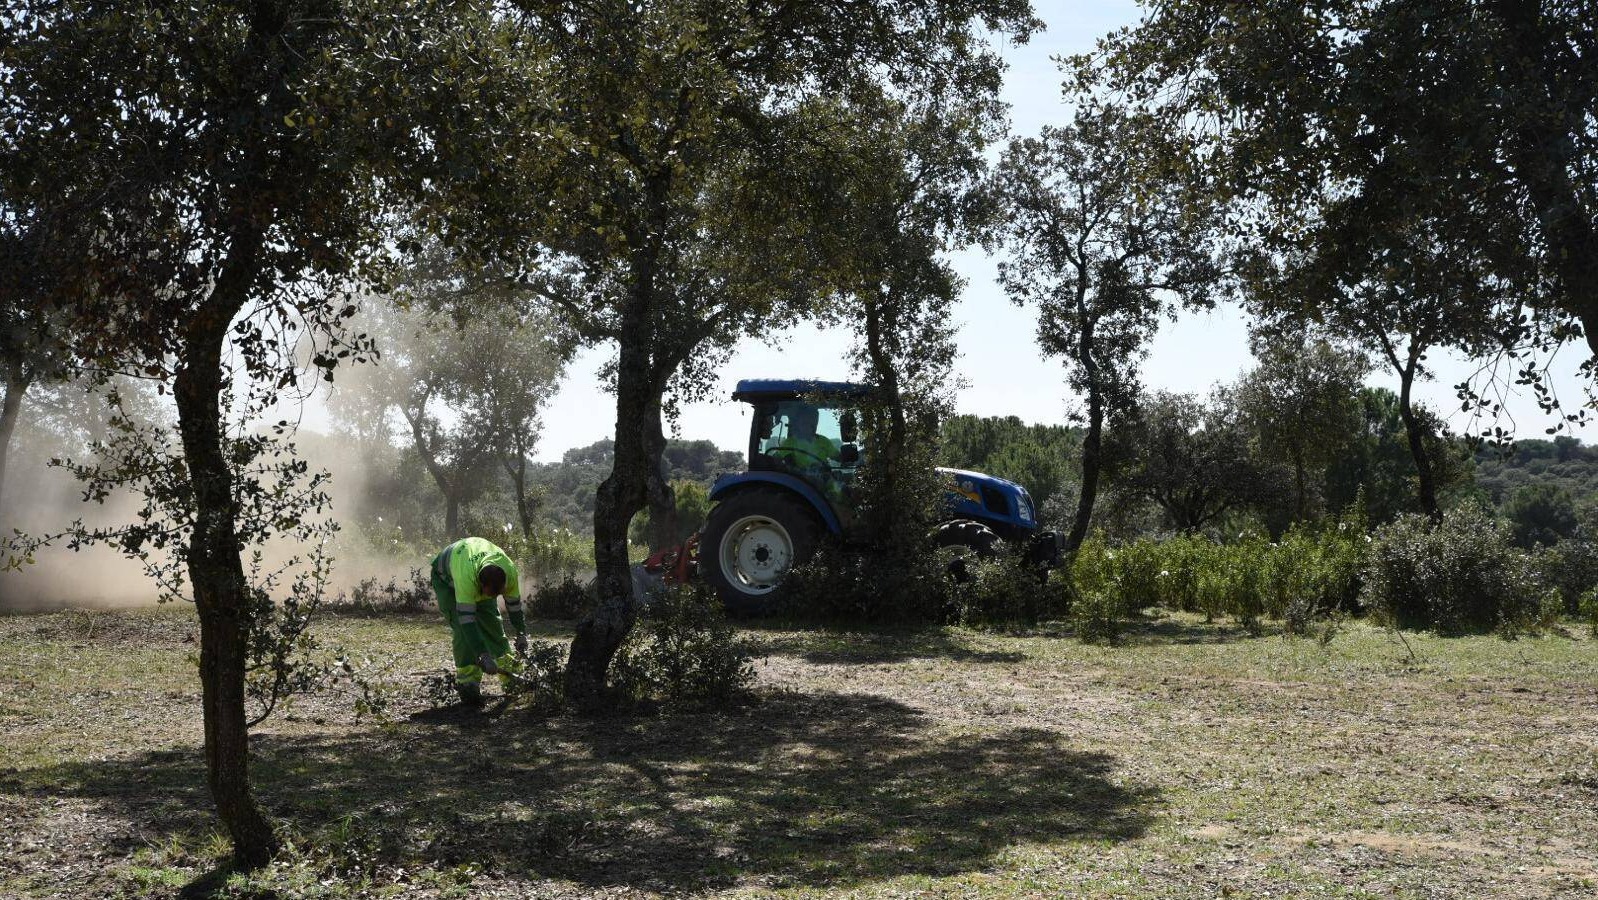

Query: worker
left=428, top=536, right=529, bottom=707
left=768, top=404, right=840, bottom=472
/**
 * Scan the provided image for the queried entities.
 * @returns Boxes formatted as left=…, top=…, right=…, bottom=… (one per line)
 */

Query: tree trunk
left=643, top=412, right=678, bottom=553
left=1065, top=314, right=1102, bottom=555
left=862, top=293, right=909, bottom=537
left=504, top=452, right=536, bottom=538
left=403, top=401, right=472, bottom=540
left=445, top=493, right=461, bottom=538
left=1291, top=445, right=1308, bottom=523
left=1396, top=360, right=1441, bottom=523
left=174, top=279, right=278, bottom=868
left=0, top=361, right=28, bottom=527
left=565, top=320, right=653, bottom=708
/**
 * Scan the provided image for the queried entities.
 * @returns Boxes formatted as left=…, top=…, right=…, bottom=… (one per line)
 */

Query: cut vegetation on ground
left=2, top=607, right=1595, bottom=899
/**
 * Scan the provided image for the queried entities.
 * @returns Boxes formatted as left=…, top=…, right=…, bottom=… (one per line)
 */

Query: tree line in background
left=3, top=0, right=1595, bottom=872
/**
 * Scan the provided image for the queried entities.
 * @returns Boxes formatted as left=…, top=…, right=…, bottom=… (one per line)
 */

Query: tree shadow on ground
left=748, top=627, right=1028, bottom=665
left=6, top=690, right=1154, bottom=894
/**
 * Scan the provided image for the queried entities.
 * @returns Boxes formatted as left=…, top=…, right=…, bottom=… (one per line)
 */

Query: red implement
left=643, top=533, right=700, bottom=585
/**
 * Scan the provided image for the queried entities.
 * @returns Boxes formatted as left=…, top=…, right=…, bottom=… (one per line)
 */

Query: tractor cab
left=738, top=379, right=871, bottom=525
left=691, top=377, right=1062, bottom=612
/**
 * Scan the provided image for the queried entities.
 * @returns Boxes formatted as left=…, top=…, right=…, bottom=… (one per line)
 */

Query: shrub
left=1199, top=537, right=1270, bottom=630
left=1109, top=539, right=1165, bottom=612
left=780, top=543, right=954, bottom=625
left=1530, top=539, right=1598, bottom=616
left=335, top=569, right=432, bottom=614
left=503, top=640, right=568, bottom=714
left=531, top=575, right=592, bottom=620
left=1266, top=517, right=1368, bottom=631
left=1153, top=535, right=1203, bottom=611
left=952, top=553, right=1058, bottom=629
left=495, top=526, right=595, bottom=585
left=1071, top=588, right=1123, bottom=643
left=610, top=584, right=755, bottom=708
left=1067, top=538, right=1115, bottom=604
left=1362, top=507, right=1539, bottom=634
left=1580, top=588, right=1598, bottom=637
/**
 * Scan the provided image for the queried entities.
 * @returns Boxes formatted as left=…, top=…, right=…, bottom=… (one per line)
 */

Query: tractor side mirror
left=840, top=409, right=859, bottom=443
left=839, top=443, right=860, bottom=467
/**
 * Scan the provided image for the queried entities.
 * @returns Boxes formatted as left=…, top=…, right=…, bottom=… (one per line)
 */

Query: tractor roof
left=732, top=379, right=874, bottom=402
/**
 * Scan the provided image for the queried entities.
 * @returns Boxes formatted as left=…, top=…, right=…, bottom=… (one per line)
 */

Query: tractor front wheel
left=934, top=519, right=1000, bottom=583
left=702, top=489, right=821, bottom=615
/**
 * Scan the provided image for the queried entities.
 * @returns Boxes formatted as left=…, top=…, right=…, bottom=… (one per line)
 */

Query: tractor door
left=751, top=399, right=863, bottom=523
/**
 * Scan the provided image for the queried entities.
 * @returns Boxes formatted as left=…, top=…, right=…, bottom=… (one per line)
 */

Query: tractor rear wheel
left=934, top=519, right=1000, bottom=583
left=702, top=488, right=821, bottom=615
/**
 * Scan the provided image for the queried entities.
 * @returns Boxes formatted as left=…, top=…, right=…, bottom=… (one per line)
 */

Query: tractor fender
left=709, top=472, right=842, bottom=536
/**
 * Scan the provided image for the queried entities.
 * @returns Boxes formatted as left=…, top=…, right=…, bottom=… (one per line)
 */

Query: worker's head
left=787, top=404, right=819, bottom=439
left=479, top=564, right=507, bottom=597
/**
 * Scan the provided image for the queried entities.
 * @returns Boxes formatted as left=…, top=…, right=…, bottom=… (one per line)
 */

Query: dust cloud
left=0, top=397, right=417, bottom=614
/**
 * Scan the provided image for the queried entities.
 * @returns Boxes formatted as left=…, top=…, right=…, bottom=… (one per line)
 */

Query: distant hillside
left=1474, top=435, right=1598, bottom=508
left=531, top=438, right=743, bottom=532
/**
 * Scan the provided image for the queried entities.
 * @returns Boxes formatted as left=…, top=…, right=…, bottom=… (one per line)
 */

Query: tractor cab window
left=754, top=401, right=862, bottom=475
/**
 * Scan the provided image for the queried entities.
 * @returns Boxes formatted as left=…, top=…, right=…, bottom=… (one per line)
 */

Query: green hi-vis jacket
left=432, top=536, right=527, bottom=662
left=770, top=433, right=840, bottom=468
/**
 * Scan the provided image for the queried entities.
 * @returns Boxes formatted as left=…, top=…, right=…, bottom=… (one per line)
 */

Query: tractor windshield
left=753, top=400, right=862, bottom=481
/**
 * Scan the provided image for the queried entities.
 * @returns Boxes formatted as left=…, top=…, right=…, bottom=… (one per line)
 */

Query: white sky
left=306, top=2, right=1595, bottom=461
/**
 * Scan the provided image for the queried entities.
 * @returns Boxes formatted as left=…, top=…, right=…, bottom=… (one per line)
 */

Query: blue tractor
left=697, top=378, right=1063, bottom=610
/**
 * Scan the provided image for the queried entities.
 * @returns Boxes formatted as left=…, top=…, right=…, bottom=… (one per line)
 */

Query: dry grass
left=1, top=605, right=1594, bottom=898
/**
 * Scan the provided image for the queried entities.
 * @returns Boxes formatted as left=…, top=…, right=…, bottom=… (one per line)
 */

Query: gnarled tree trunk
left=643, top=411, right=677, bottom=553
left=862, top=292, right=909, bottom=537
left=1396, top=355, right=1441, bottom=523
left=173, top=238, right=278, bottom=868
left=566, top=305, right=655, bottom=707
left=1065, top=309, right=1102, bottom=555
left=0, top=360, right=28, bottom=526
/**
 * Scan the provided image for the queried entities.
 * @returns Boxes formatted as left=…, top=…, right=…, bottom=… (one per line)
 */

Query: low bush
left=1265, top=518, right=1367, bottom=632
left=1195, top=537, right=1269, bottom=630
left=1581, top=588, right=1598, bottom=637
left=332, top=569, right=433, bottom=614
left=1530, top=539, right=1598, bottom=616
left=951, top=553, right=1059, bottom=629
left=495, top=526, right=596, bottom=585
left=1063, top=516, right=1366, bottom=635
left=530, top=575, right=592, bottom=620
left=1362, top=506, right=1540, bottom=634
left=610, top=583, right=755, bottom=708
left=1070, top=587, right=1124, bottom=643
left=780, top=543, right=954, bottom=625
left=503, top=640, right=568, bottom=714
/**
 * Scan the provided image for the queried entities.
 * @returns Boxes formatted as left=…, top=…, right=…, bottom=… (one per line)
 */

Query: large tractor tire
left=702, top=488, right=822, bottom=615
left=934, top=519, right=1000, bottom=583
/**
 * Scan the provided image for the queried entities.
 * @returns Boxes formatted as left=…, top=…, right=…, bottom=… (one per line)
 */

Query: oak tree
left=2, top=0, right=521, bottom=866
left=991, top=104, right=1224, bottom=554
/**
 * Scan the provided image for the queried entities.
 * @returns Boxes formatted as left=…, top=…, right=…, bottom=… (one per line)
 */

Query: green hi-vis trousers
left=429, top=547, right=517, bottom=686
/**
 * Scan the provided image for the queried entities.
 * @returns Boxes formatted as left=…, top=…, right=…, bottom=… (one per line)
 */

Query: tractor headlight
left=1017, top=493, right=1034, bottom=523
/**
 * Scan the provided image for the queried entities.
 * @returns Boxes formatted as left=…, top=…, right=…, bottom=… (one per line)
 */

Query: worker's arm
left=494, top=552, right=527, bottom=637
left=448, top=546, right=491, bottom=660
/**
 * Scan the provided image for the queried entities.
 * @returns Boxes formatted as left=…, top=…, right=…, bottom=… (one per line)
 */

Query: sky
left=311, top=2, right=1594, bottom=462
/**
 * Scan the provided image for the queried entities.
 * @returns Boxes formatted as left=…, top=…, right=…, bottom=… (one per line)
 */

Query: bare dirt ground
left=1, top=606, right=1594, bottom=898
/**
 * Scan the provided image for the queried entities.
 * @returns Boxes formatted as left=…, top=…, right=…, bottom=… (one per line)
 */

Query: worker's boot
left=455, top=680, right=484, bottom=708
